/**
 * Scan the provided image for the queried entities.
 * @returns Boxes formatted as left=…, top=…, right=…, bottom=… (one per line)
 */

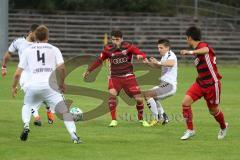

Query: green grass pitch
left=0, top=61, right=240, bottom=160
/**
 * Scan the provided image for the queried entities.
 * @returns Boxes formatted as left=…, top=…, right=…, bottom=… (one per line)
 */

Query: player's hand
left=180, top=50, right=191, bottom=55
left=142, top=58, right=149, bottom=64
left=12, top=86, right=18, bottom=98
left=136, top=55, right=144, bottom=60
left=149, top=57, right=158, bottom=64
left=83, top=70, right=90, bottom=79
left=1, top=66, right=7, bottom=77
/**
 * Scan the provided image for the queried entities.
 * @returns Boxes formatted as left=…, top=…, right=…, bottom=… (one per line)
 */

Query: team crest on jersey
left=194, top=58, right=200, bottom=66
left=122, top=50, right=128, bottom=55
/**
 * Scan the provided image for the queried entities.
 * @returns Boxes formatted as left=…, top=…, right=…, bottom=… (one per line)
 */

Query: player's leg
left=45, top=89, right=81, bottom=143
left=144, top=87, right=159, bottom=124
left=124, top=75, right=149, bottom=127
left=43, top=101, right=54, bottom=124
left=20, top=104, right=31, bottom=141
left=31, top=104, right=42, bottom=126
left=144, top=82, right=175, bottom=125
left=108, top=88, right=118, bottom=127
left=20, top=71, right=43, bottom=126
left=155, top=101, right=169, bottom=125
left=180, top=82, right=202, bottom=140
left=205, top=82, right=227, bottom=139
left=208, top=105, right=228, bottom=139
left=20, top=88, right=42, bottom=141
left=133, top=94, right=144, bottom=120
left=108, top=77, right=121, bottom=127
left=180, top=95, right=196, bottom=140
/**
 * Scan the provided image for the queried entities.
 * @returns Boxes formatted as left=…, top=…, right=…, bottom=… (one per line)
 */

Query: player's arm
left=12, top=49, right=26, bottom=97
left=156, top=59, right=175, bottom=67
left=56, top=63, right=66, bottom=93
left=12, top=67, right=23, bottom=97
left=143, top=58, right=155, bottom=67
left=180, top=47, right=209, bottom=55
left=148, top=57, right=175, bottom=68
left=129, top=45, right=147, bottom=60
left=1, top=51, right=13, bottom=77
left=83, top=52, right=108, bottom=79
left=180, top=43, right=209, bottom=55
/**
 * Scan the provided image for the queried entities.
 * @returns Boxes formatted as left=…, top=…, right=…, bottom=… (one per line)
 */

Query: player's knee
left=182, top=100, right=189, bottom=107
left=182, top=95, right=193, bottom=106
left=208, top=106, right=219, bottom=116
left=135, top=97, right=143, bottom=105
left=109, top=89, right=118, bottom=96
left=143, top=93, right=150, bottom=100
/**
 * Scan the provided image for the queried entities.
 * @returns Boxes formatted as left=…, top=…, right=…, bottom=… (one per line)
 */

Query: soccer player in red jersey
left=180, top=26, right=228, bottom=140
left=83, top=29, right=149, bottom=127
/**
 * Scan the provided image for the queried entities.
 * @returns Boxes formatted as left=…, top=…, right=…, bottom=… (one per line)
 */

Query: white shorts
left=24, top=87, right=66, bottom=113
left=20, top=71, right=30, bottom=92
left=150, top=81, right=177, bottom=100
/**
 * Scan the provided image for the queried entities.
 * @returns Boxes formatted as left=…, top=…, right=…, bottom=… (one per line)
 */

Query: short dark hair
left=35, top=25, right=49, bottom=41
left=158, top=38, right=170, bottom=47
left=30, top=24, right=39, bottom=32
left=111, top=29, right=123, bottom=38
left=186, top=26, right=201, bottom=41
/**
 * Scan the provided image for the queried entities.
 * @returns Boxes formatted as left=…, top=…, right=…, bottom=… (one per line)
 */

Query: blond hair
left=35, top=25, right=49, bottom=41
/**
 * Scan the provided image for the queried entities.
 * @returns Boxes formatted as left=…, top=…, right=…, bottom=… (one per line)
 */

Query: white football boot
left=180, top=129, right=195, bottom=140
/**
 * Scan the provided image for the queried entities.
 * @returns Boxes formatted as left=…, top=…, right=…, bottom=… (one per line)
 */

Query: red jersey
left=88, top=41, right=146, bottom=77
left=194, top=42, right=222, bottom=88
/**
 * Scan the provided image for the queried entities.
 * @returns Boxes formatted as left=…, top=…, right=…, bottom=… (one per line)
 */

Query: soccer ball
left=70, top=107, right=83, bottom=122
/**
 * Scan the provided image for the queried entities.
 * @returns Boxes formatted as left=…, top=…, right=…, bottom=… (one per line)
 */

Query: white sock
left=63, top=113, right=77, bottom=139
left=156, top=100, right=165, bottom=118
left=22, top=104, right=31, bottom=128
left=147, top=98, right=159, bottom=120
left=24, top=123, right=30, bottom=129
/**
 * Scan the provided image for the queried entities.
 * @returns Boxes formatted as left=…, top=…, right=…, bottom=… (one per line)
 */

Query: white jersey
left=159, top=50, right=178, bottom=85
left=18, top=43, right=64, bottom=89
left=8, top=37, right=34, bottom=90
left=8, top=37, right=33, bottom=60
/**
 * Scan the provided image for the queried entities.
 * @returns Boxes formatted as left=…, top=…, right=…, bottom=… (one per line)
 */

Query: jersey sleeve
left=55, top=47, right=64, bottom=65
left=128, top=45, right=146, bottom=58
left=197, top=42, right=208, bottom=49
left=87, top=51, right=108, bottom=72
left=18, top=52, right=28, bottom=70
left=99, top=51, right=109, bottom=61
left=8, top=39, right=19, bottom=54
left=168, top=52, right=177, bottom=60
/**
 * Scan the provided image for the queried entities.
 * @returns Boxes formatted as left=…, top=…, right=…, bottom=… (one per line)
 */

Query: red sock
left=109, top=96, right=117, bottom=120
left=214, top=111, right=226, bottom=129
left=136, top=103, right=144, bottom=120
left=182, top=105, right=193, bottom=130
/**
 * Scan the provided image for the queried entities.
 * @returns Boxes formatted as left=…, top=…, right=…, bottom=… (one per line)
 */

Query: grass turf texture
left=0, top=62, right=239, bottom=160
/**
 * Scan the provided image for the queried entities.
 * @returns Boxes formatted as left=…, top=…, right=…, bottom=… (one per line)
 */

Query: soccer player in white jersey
left=1, top=24, right=54, bottom=125
left=143, top=39, right=177, bottom=126
left=12, top=25, right=81, bottom=143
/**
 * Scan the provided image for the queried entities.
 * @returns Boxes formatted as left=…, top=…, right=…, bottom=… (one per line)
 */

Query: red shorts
left=186, top=81, right=221, bottom=108
left=108, top=75, right=141, bottom=97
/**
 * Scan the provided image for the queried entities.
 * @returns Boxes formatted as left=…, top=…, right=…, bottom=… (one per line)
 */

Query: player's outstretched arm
left=12, top=67, right=23, bottom=97
left=1, top=51, right=12, bottom=77
left=129, top=45, right=147, bottom=60
left=180, top=47, right=209, bottom=55
left=83, top=58, right=104, bottom=79
left=143, top=58, right=156, bottom=68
